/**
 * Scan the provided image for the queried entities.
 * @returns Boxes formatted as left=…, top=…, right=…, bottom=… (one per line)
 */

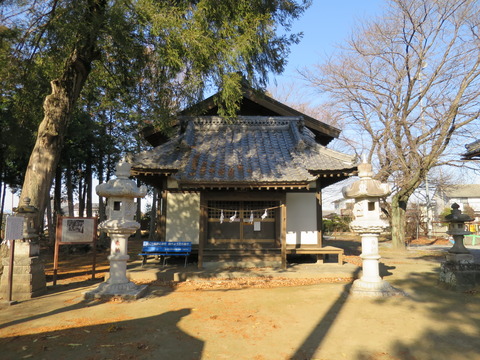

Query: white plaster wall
left=166, top=192, right=200, bottom=244
left=286, top=193, right=318, bottom=245
left=468, top=198, right=480, bottom=212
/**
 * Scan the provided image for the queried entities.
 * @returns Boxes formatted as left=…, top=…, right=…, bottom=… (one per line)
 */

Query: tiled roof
left=131, top=116, right=356, bottom=187
left=463, top=139, right=480, bottom=159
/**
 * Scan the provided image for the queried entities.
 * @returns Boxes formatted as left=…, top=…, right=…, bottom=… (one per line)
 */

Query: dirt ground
left=1, top=236, right=479, bottom=360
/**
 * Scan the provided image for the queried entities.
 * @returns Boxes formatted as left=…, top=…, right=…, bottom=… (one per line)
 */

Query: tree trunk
left=135, top=180, right=142, bottom=240
left=46, top=194, right=55, bottom=246
left=18, top=0, right=106, bottom=230
left=97, top=153, right=106, bottom=222
left=0, top=181, right=6, bottom=234
left=66, top=164, right=74, bottom=216
left=86, top=158, right=93, bottom=218
left=78, top=177, right=85, bottom=217
left=54, top=168, right=62, bottom=216
left=390, top=194, right=408, bottom=250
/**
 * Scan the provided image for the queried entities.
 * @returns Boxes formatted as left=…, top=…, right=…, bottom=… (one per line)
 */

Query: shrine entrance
left=206, top=200, right=280, bottom=249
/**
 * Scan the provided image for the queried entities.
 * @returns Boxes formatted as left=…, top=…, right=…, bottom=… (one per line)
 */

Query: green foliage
left=439, top=206, right=452, bottom=224
left=1, top=0, right=310, bottom=206
left=323, top=215, right=352, bottom=233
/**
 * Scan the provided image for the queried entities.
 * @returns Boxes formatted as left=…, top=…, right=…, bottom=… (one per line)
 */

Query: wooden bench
left=286, top=246, right=344, bottom=265
left=139, top=241, right=192, bottom=267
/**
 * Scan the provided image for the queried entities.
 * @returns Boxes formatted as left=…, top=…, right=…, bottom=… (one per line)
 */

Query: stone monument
left=439, top=203, right=480, bottom=291
left=0, top=198, right=46, bottom=301
left=84, top=161, right=148, bottom=300
left=343, top=161, right=404, bottom=297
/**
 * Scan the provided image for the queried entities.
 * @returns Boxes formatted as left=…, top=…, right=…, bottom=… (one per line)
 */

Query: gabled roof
left=443, top=184, right=480, bottom=198
left=131, top=116, right=356, bottom=189
left=143, top=86, right=341, bottom=147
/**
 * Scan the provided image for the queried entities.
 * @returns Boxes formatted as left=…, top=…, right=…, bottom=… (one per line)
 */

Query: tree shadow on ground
left=0, top=281, right=174, bottom=331
left=357, top=271, right=480, bottom=360
left=0, top=308, right=203, bottom=360
left=288, top=267, right=362, bottom=360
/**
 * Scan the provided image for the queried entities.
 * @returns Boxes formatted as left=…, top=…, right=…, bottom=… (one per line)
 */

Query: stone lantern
left=343, top=161, right=403, bottom=297
left=444, top=203, right=474, bottom=263
left=84, top=161, right=148, bottom=300
left=0, top=198, right=46, bottom=300
left=439, top=203, right=480, bottom=291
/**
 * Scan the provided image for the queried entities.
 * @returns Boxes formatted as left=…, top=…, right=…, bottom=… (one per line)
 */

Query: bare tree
left=305, top=0, right=480, bottom=249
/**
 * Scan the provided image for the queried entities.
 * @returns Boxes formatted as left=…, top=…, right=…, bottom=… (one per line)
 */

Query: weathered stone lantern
left=84, top=161, right=148, bottom=300
left=15, top=198, right=39, bottom=242
left=444, top=203, right=474, bottom=263
left=343, top=161, right=403, bottom=297
left=439, top=203, right=480, bottom=291
left=0, top=198, right=46, bottom=300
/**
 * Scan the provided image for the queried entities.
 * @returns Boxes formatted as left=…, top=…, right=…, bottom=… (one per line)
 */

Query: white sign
left=60, top=218, right=96, bottom=243
left=5, top=216, right=24, bottom=240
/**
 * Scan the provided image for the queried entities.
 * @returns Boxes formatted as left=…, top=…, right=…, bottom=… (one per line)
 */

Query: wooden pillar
left=156, top=179, right=167, bottom=242
left=198, top=192, right=207, bottom=269
left=316, top=179, right=323, bottom=247
left=281, top=203, right=287, bottom=270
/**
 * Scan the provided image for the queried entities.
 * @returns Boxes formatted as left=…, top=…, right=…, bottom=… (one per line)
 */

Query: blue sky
left=272, top=0, right=385, bottom=88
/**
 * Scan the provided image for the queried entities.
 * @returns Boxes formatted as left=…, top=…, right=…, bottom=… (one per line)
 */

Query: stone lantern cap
left=14, top=197, right=38, bottom=213
left=96, top=161, right=147, bottom=198
left=342, top=162, right=391, bottom=199
left=445, top=203, right=473, bottom=225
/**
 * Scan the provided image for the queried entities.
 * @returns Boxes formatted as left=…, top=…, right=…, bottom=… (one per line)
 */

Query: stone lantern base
left=350, top=278, right=405, bottom=297
left=0, top=242, right=46, bottom=301
left=83, top=280, right=148, bottom=301
left=439, top=261, right=480, bottom=292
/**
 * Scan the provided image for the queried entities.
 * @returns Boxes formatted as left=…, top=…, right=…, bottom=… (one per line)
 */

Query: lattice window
left=207, top=200, right=278, bottom=220
left=208, top=201, right=240, bottom=219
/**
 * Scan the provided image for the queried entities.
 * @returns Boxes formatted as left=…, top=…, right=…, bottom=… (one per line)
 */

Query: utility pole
left=419, top=61, right=433, bottom=238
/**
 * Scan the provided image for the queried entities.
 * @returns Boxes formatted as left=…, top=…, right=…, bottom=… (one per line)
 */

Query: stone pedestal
left=84, top=227, right=148, bottom=300
left=349, top=231, right=404, bottom=297
left=0, top=242, right=46, bottom=301
left=439, top=262, right=480, bottom=292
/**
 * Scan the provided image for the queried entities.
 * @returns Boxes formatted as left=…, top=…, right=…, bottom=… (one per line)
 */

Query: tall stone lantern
left=343, top=161, right=403, bottom=297
left=84, top=161, right=148, bottom=300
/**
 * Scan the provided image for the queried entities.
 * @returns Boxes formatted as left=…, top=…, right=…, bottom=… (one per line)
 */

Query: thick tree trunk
left=20, top=62, right=91, bottom=228
left=18, top=0, right=106, bottom=230
left=390, top=194, right=408, bottom=250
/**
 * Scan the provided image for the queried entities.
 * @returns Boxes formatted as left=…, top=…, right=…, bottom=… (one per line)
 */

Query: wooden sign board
left=53, top=216, right=98, bottom=285
left=57, top=217, right=97, bottom=244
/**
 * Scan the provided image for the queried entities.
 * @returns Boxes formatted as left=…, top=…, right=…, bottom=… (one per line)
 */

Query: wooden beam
left=198, top=193, right=207, bottom=269
left=316, top=179, right=323, bottom=247
left=157, top=179, right=167, bottom=242
left=281, top=203, right=287, bottom=270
